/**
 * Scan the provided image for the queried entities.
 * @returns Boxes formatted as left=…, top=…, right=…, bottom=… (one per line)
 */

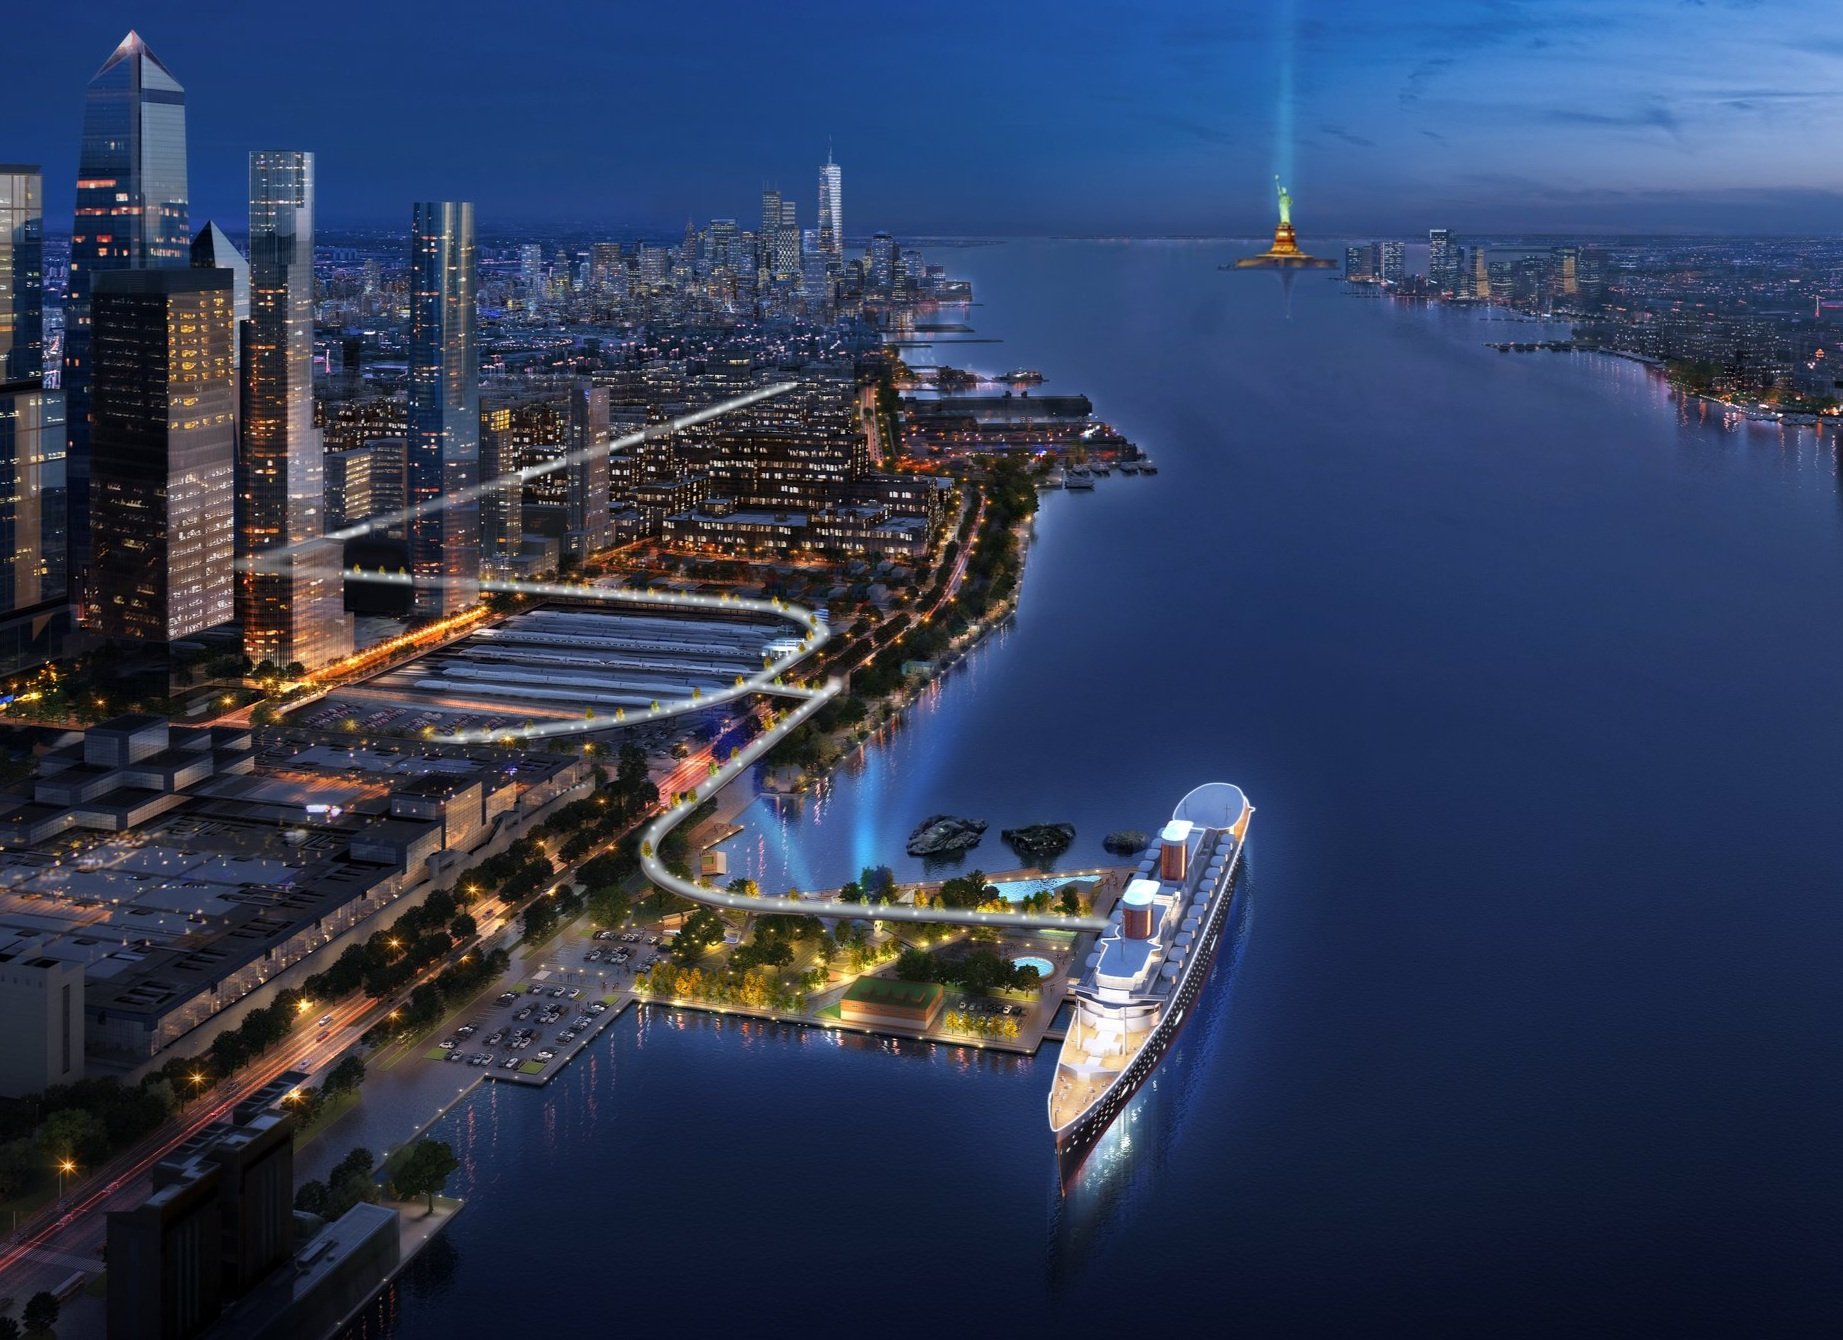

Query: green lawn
left=518, top=1060, right=545, bottom=1075
left=422, top=1046, right=450, bottom=1062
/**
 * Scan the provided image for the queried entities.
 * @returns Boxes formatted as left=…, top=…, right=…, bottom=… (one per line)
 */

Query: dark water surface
left=376, top=242, right=1843, bottom=1336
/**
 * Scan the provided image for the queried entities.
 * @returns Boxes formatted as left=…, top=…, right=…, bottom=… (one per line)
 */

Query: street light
left=57, top=1158, right=76, bottom=1200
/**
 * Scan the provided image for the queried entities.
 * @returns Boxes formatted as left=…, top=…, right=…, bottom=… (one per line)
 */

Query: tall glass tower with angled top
left=64, top=31, right=190, bottom=611
left=817, top=148, right=843, bottom=262
left=406, top=201, right=480, bottom=618
left=240, top=151, right=352, bottom=671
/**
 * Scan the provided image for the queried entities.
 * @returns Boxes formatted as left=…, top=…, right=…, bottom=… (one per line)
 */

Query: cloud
left=1399, top=56, right=1455, bottom=106
left=1320, top=122, right=1378, bottom=149
left=1541, top=99, right=1684, bottom=140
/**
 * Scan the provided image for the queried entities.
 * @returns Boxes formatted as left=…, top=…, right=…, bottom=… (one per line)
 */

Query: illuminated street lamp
left=56, top=1158, right=76, bottom=1200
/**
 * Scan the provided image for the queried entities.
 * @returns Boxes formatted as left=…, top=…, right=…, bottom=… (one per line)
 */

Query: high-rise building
left=88, top=268, right=236, bottom=643
left=565, top=384, right=611, bottom=559
left=406, top=202, right=480, bottom=617
left=1344, top=244, right=1376, bottom=282
left=589, top=242, right=622, bottom=292
left=0, top=165, right=70, bottom=674
left=477, top=400, right=527, bottom=568
left=1379, top=240, right=1405, bottom=285
left=1427, top=228, right=1456, bottom=291
left=240, top=152, right=352, bottom=671
left=775, top=200, right=800, bottom=279
left=759, top=188, right=782, bottom=278
left=817, top=147, right=843, bottom=261
left=868, top=232, right=896, bottom=294
left=189, top=222, right=248, bottom=368
left=64, top=32, right=190, bottom=604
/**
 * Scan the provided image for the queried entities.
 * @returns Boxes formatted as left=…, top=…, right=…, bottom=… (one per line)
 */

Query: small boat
left=1138, top=459, right=1158, bottom=475
left=1066, top=472, right=1096, bottom=490
left=1116, top=461, right=1140, bottom=475
left=1088, top=462, right=1111, bottom=477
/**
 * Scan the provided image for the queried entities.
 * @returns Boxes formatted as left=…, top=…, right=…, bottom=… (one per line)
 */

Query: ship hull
left=1054, top=845, right=1245, bottom=1191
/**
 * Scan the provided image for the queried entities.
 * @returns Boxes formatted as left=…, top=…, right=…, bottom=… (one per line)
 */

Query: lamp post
left=57, top=1158, right=75, bottom=1202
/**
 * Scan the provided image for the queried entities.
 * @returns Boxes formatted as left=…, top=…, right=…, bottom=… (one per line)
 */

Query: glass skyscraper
left=89, top=269, right=236, bottom=643
left=817, top=149, right=843, bottom=261
left=406, top=201, right=480, bottom=618
left=240, top=152, right=352, bottom=670
left=64, top=32, right=190, bottom=609
left=0, top=165, right=69, bottom=671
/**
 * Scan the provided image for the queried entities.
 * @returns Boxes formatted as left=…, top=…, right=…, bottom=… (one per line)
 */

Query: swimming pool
left=1013, top=956, right=1055, bottom=979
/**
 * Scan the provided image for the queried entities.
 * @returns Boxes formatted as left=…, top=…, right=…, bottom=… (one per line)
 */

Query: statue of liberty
left=1274, top=176, right=1292, bottom=227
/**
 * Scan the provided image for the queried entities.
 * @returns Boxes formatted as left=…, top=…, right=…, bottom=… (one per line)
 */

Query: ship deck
left=1050, top=1007, right=1154, bottom=1130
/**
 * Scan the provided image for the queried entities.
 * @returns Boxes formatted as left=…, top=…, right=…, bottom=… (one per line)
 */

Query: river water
left=373, top=241, right=1843, bottom=1336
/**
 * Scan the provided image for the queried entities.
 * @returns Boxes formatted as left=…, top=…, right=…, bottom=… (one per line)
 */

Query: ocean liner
left=1048, top=782, right=1252, bottom=1187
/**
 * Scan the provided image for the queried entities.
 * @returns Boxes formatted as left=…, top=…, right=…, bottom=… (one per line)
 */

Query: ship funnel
left=1159, top=820, right=1193, bottom=883
left=1122, top=880, right=1158, bottom=940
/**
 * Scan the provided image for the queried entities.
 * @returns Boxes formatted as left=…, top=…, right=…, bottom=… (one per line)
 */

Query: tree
left=37, top=1108, right=106, bottom=1166
left=449, top=913, right=477, bottom=941
left=22, top=1292, right=57, bottom=1336
left=394, top=1138, right=459, bottom=1214
left=0, top=1313, right=20, bottom=1340
left=294, top=1179, right=330, bottom=1216
left=324, top=1053, right=366, bottom=1097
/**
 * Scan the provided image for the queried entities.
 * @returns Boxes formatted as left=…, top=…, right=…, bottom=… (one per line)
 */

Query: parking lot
left=419, top=925, right=673, bottom=1085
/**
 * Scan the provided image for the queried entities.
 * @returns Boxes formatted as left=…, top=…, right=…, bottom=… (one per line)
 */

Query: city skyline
left=3, top=3, right=1842, bottom=237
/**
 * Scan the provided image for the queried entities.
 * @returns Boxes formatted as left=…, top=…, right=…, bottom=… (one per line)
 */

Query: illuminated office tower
left=1427, top=228, right=1456, bottom=290
left=477, top=399, right=526, bottom=569
left=775, top=200, right=800, bottom=279
left=64, top=32, right=190, bottom=602
left=240, top=151, right=352, bottom=670
left=1379, top=240, right=1405, bottom=284
left=565, top=384, right=610, bottom=560
left=0, top=166, right=70, bottom=672
left=406, top=202, right=480, bottom=617
left=868, top=232, right=895, bottom=293
left=817, top=148, right=843, bottom=260
left=88, top=269, right=235, bottom=643
left=189, top=223, right=248, bottom=371
left=759, top=188, right=782, bottom=277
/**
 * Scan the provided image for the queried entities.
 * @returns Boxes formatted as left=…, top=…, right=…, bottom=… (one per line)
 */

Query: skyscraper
left=775, top=200, right=800, bottom=279
left=759, top=188, right=782, bottom=278
left=1427, top=228, right=1456, bottom=291
left=190, top=222, right=248, bottom=366
left=565, top=384, right=610, bottom=560
left=0, top=165, right=70, bottom=672
left=240, top=152, right=352, bottom=671
left=88, top=268, right=236, bottom=643
left=406, top=202, right=480, bottom=617
left=1378, top=240, right=1405, bottom=285
left=64, top=32, right=190, bottom=604
left=817, top=148, right=843, bottom=261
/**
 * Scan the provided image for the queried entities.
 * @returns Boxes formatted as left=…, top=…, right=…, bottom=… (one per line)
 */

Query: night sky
left=3, top=0, right=1838, bottom=237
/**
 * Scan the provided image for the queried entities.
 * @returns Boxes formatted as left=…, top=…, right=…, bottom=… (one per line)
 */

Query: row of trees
left=635, top=961, right=808, bottom=1013
left=295, top=1136, right=458, bottom=1220
left=943, top=1007, right=1022, bottom=1040
left=893, top=944, right=1043, bottom=994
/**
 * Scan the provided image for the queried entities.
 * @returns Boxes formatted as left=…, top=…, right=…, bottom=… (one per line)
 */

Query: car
left=496, top=993, right=517, bottom=1005
left=586, top=951, right=603, bottom=963
left=438, top=1038, right=458, bottom=1049
left=588, top=1002, right=608, bottom=1014
left=445, top=1049, right=464, bottom=1062
left=500, top=1057, right=520, bottom=1069
left=514, top=1006, right=534, bottom=1021
left=566, top=987, right=582, bottom=999
left=487, top=1030, right=505, bottom=1045
left=317, top=1013, right=335, bottom=1028
left=456, top=1024, right=477, bottom=1037
left=536, top=1050, right=556, bottom=1061
left=549, top=987, right=566, bottom=999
